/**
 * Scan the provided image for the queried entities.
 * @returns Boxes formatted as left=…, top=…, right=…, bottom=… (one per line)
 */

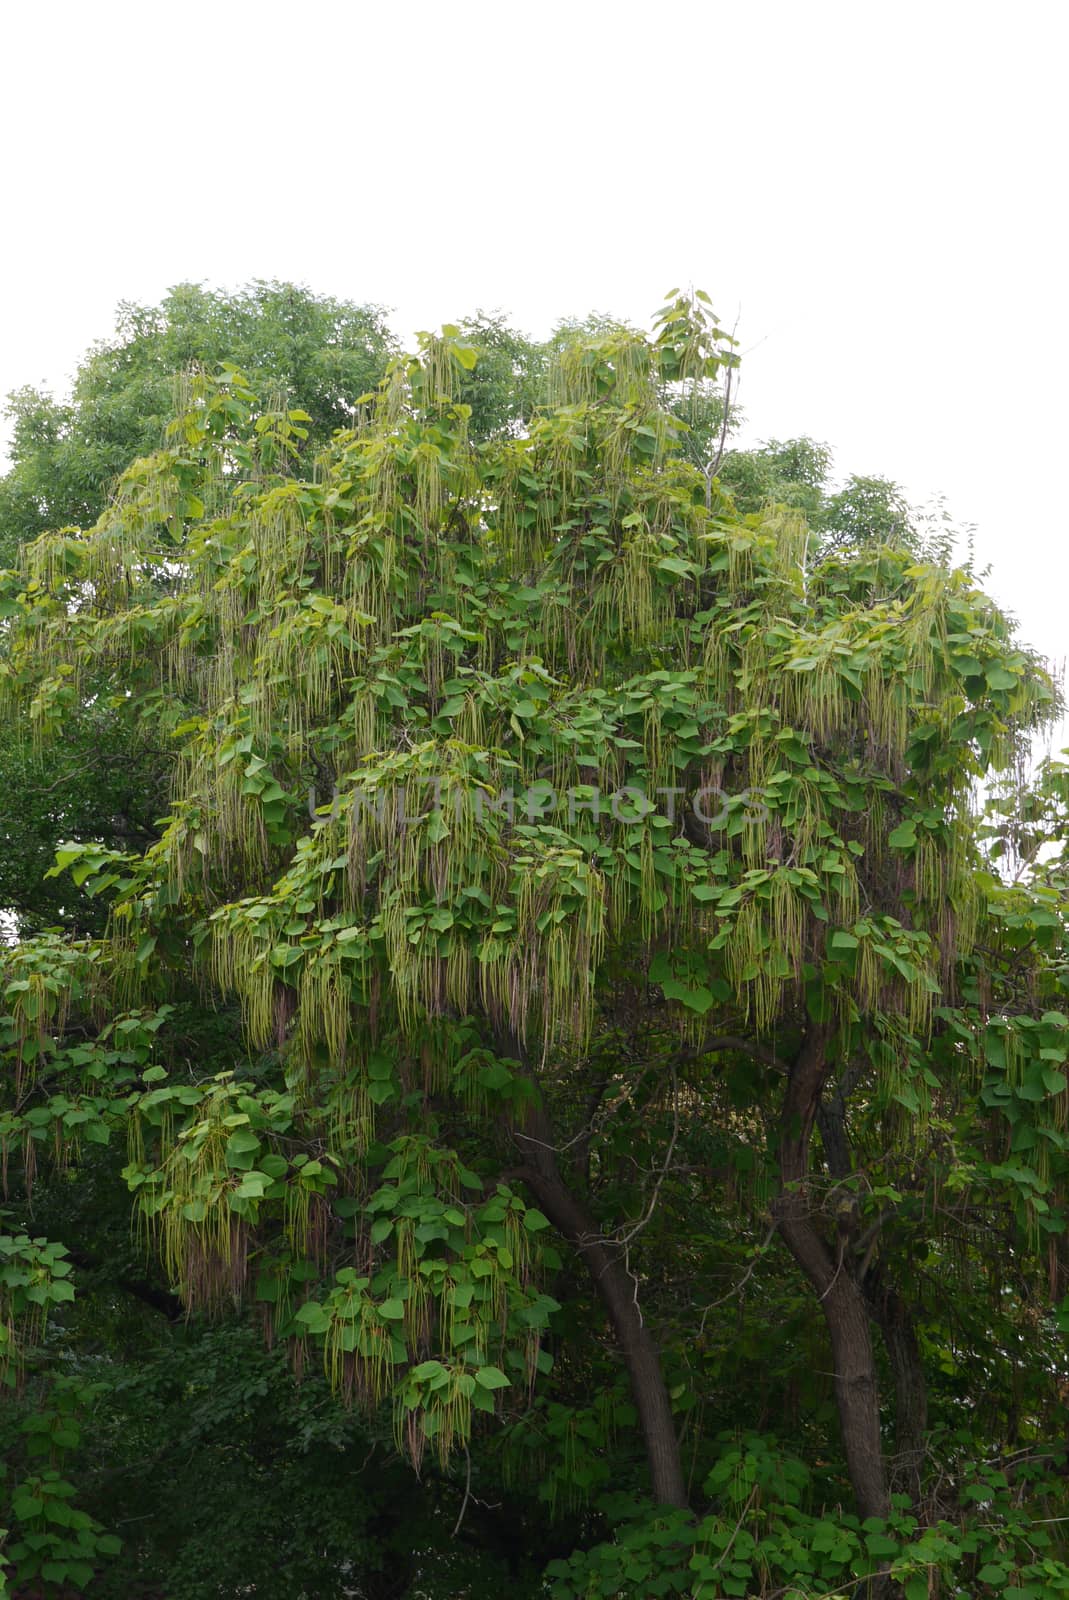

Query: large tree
left=1, top=292, right=1068, bottom=1599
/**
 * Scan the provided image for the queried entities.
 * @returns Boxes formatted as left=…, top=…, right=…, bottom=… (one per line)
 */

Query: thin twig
left=698, top=1224, right=777, bottom=1336
left=451, top=1446, right=472, bottom=1537
left=708, top=1484, right=758, bottom=1574
left=819, top=1237, right=846, bottom=1302
left=611, top=1068, right=681, bottom=1247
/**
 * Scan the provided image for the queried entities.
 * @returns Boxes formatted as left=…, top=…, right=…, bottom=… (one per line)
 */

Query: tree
left=0, top=281, right=397, bottom=563
left=1, top=289, right=1067, bottom=1598
left=719, top=436, right=961, bottom=564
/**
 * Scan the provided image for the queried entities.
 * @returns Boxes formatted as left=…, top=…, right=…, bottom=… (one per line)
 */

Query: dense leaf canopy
left=0, top=286, right=1067, bottom=1599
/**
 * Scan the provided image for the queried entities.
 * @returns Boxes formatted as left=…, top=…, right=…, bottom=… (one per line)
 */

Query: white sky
left=2, top=0, right=1065, bottom=738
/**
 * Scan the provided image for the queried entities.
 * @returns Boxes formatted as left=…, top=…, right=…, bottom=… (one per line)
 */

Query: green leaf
left=887, top=821, right=917, bottom=849
left=474, top=1365, right=510, bottom=1391
left=235, top=1171, right=270, bottom=1198
left=270, top=945, right=303, bottom=969
left=661, top=979, right=714, bottom=1015
left=655, top=556, right=695, bottom=578
left=226, top=1128, right=261, bottom=1160
left=294, top=1301, right=330, bottom=1333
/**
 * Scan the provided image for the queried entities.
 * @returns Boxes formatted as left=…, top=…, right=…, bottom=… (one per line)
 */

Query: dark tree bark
left=773, top=1028, right=890, bottom=1521
left=512, top=1105, right=688, bottom=1509
left=865, top=1267, right=928, bottom=1501
left=819, top=1088, right=930, bottom=1504
left=65, top=1246, right=184, bottom=1320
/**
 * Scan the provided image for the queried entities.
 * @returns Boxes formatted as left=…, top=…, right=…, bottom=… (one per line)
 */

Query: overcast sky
left=2, top=0, right=1065, bottom=737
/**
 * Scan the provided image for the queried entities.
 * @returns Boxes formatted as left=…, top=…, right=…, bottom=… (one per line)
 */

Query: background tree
left=0, top=281, right=397, bottom=561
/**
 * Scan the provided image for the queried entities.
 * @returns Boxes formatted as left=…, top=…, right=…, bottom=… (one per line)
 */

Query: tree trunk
left=773, top=1029, right=890, bottom=1521
left=513, top=1109, right=688, bottom=1509
left=866, top=1269, right=928, bottom=1502
left=819, top=1090, right=929, bottom=1505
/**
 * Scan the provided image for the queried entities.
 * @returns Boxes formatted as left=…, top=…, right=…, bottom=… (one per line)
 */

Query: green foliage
left=720, top=434, right=968, bottom=566
left=0, top=280, right=397, bottom=946
left=451, top=310, right=545, bottom=439
left=0, top=1235, right=76, bottom=1389
left=0, top=281, right=396, bottom=561
left=548, top=1468, right=1069, bottom=1600
left=0, top=709, right=165, bottom=936
left=0, top=1252, right=121, bottom=1595
left=0, top=285, right=1067, bottom=1596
